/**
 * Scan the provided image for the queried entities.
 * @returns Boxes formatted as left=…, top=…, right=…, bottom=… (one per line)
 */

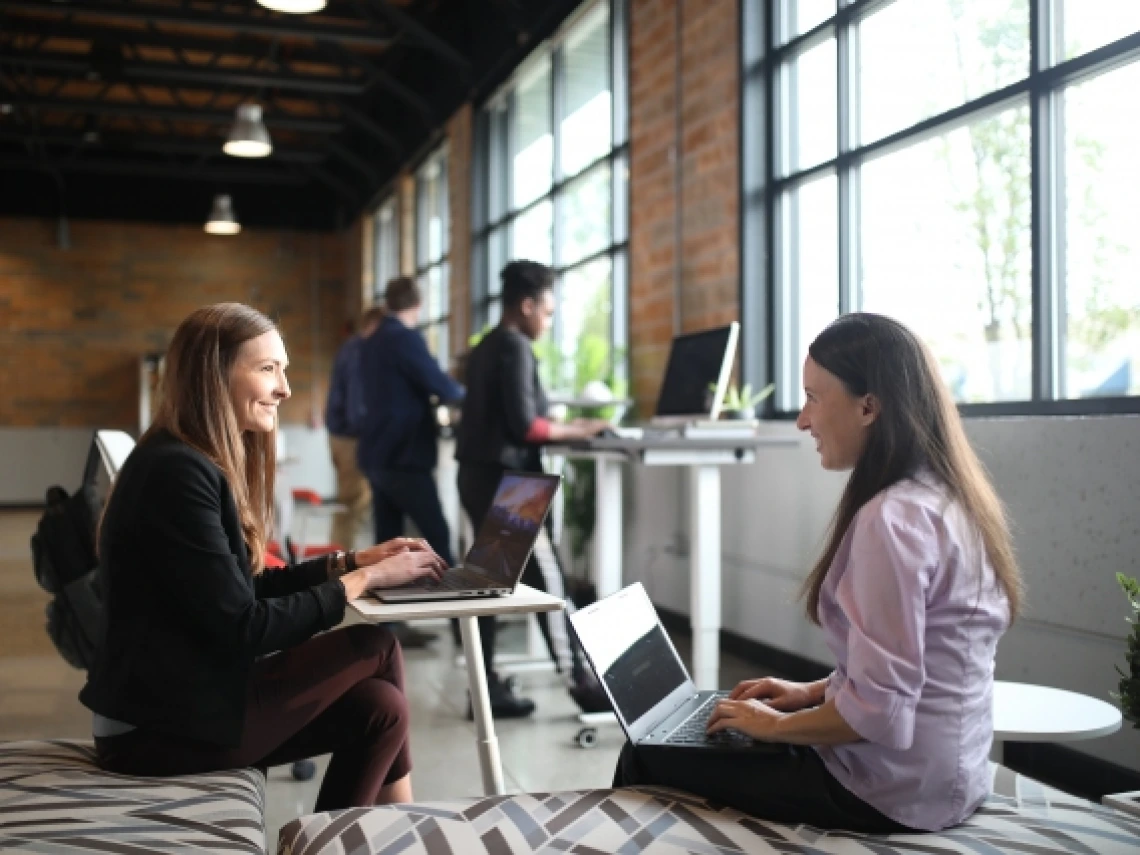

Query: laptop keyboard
left=664, top=692, right=756, bottom=746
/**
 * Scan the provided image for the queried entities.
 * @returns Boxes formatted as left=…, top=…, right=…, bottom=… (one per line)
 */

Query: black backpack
left=29, top=437, right=107, bottom=670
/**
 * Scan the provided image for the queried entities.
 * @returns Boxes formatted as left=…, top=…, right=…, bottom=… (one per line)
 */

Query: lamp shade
left=205, top=194, right=241, bottom=235
left=256, top=0, right=326, bottom=11
left=224, top=104, right=272, bottom=158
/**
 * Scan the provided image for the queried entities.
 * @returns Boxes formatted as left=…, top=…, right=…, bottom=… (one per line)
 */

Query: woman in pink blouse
left=614, top=313, right=1023, bottom=833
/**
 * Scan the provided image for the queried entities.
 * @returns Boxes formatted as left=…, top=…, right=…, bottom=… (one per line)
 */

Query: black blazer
left=79, top=430, right=347, bottom=747
left=456, top=325, right=548, bottom=472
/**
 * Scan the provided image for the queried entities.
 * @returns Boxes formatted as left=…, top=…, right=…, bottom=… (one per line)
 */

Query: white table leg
left=594, top=456, right=623, bottom=599
left=689, top=464, right=721, bottom=691
left=990, top=737, right=1004, bottom=765
left=459, top=615, right=504, bottom=796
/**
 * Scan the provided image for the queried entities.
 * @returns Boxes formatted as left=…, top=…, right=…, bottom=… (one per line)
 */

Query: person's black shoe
left=568, top=675, right=612, bottom=714
left=392, top=622, right=438, bottom=649
left=467, top=676, right=536, bottom=720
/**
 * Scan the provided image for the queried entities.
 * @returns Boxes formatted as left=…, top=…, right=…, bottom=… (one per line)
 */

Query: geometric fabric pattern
left=0, top=739, right=266, bottom=854
left=278, top=767, right=1140, bottom=855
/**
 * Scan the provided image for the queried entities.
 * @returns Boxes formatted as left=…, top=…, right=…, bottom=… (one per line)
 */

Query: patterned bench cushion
left=0, top=739, right=266, bottom=854
left=277, top=766, right=1140, bottom=855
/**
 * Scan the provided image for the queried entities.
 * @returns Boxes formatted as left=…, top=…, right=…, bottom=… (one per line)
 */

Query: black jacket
left=79, top=430, right=347, bottom=747
left=357, top=315, right=465, bottom=476
left=456, top=325, right=548, bottom=472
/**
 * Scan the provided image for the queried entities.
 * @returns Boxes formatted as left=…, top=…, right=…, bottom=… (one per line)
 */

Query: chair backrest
left=94, top=430, right=136, bottom=482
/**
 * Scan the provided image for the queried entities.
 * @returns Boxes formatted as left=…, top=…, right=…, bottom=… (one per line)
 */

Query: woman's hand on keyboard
left=729, top=677, right=820, bottom=712
left=355, top=537, right=440, bottom=568
left=340, top=549, right=445, bottom=599
left=706, top=698, right=783, bottom=741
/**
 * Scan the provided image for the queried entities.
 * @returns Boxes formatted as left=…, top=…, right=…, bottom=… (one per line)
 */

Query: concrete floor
left=0, top=509, right=768, bottom=850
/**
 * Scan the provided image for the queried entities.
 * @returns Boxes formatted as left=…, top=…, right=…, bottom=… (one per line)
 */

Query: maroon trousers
left=95, top=623, right=411, bottom=812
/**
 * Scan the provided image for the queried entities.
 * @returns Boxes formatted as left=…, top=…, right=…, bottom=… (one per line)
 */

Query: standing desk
left=549, top=435, right=799, bottom=691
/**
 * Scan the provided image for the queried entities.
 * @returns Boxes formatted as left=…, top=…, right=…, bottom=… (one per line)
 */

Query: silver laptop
left=610, top=322, right=740, bottom=440
left=377, top=471, right=561, bottom=603
left=570, top=583, right=759, bottom=749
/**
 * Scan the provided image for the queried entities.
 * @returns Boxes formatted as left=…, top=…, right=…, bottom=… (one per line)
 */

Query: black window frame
left=741, top=0, right=1140, bottom=418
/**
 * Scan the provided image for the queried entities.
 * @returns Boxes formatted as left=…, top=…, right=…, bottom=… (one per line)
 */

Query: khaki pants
left=328, top=434, right=372, bottom=550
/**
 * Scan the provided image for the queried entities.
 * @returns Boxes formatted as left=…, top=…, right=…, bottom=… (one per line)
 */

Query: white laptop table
left=991, top=680, right=1122, bottom=762
left=351, top=585, right=564, bottom=796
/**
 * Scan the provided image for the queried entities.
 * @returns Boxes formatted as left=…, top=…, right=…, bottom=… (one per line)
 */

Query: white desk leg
left=990, top=737, right=1004, bottom=765
left=689, top=464, right=721, bottom=691
left=594, top=456, right=623, bottom=599
left=459, top=615, right=505, bottom=796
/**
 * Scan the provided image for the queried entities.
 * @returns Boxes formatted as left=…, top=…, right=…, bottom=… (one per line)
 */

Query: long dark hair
left=140, top=303, right=278, bottom=573
left=801, top=313, right=1022, bottom=624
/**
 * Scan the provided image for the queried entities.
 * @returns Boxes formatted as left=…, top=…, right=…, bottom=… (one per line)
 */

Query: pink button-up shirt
left=813, top=474, right=1011, bottom=831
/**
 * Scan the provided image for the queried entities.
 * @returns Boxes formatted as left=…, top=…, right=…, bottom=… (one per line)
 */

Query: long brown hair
left=142, top=303, right=278, bottom=573
left=800, top=313, right=1023, bottom=624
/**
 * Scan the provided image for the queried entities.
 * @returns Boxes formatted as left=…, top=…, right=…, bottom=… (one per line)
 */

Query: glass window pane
left=488, top=226, right=506, bottom=299
left=559, top=163, right=612, bottom=266
left=1062, top=62, right=1140, bottom=398
left=512, top=58, right=553, bottom=210
left=558, top=256, right=614, bottom=393
left=1060, top=0, right=1140, bottom=61
left=416, top=152, right=447, bottom=267
left=859, top=0, right=1029, bottom=145
left=374, top=197, right=398, bottom=300
left=561, top=3, right=612, bottom=178
left=511, top=201, right=553, bottom=266
left=780, top=0, right=835, bottom=43
left=860, top=105, right=1032, bottom=403
left=779, top=173, right=837, bottom=409
left=781, top=38, right=836, bottom=175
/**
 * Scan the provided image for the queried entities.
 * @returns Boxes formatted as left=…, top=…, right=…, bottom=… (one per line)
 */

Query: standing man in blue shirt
left=325, top=307, right=384, bottom=553
left=358, top=277, right=465, bottom=601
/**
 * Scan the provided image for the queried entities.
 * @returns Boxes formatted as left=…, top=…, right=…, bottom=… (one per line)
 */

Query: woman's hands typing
left=338, top=537, right=447, bottom=601
left=728, top=677, right=824, bottom=711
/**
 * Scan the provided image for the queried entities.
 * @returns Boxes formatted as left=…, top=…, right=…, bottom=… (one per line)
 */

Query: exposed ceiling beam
left=0, top=96, right=344, bottom=134
left=0, top=155, right=307, bottom=185
left=0, top=1, right=393, bottom=48
left=0, top=52, right=369, bottom=95
left=0, top=18, right=354, bottom=70
left=338, top=101, right=401, bottom=156
left=0, top=130, right=326, bottom=163
left=304, top=164, right=360, bottom=203
left=324, top=137, right=378, bottom=182
left=333, top=44, right=432, bottom=125
left=363, top=1, right=470, bottom=74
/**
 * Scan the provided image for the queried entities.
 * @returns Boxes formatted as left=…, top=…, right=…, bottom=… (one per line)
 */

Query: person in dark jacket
left=325, top=306, right=384, bottom=552
left=80, top=302, right=445, bottom=810
left=357, top=277, right=465, bottom=601
left=456, top=260, right=609, bottom=718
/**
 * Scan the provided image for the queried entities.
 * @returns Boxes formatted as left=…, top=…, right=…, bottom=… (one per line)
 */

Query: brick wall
left=0, top=217, right=353, bottom=429
left=629, top=0, right=740, bottom=413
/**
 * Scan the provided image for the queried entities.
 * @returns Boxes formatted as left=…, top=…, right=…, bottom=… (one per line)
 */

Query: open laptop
left=377, top=471, right=561, bottom=603
left=609, top=322, right=740, bottom=440
left=570, top=583, right=759, bottom=749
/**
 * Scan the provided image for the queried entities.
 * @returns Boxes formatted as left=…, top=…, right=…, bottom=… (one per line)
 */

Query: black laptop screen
left=602, top=625, right=690, bottom=725
left=464, top=473, right=560, bottom=584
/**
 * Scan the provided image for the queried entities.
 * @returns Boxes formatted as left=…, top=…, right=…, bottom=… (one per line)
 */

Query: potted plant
left=1102, top=574, right=1140, bottom=817
left=717, top=382, right=775, bottom=420
left=1114, top=573, right=1140, bottom=728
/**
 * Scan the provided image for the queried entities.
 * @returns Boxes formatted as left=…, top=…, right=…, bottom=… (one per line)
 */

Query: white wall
left=0, top=425, right=338, bottom=504
left=622, top=415, right=1140, bottom=771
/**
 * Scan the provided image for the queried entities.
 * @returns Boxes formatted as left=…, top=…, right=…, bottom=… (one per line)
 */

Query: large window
left=743, top=0, right=1140, bottom=412
left=471, top=0, right=629, bottom=397
left=372, top=195, right=399, bottom=304
left=415, top=146, right=450, bottom=369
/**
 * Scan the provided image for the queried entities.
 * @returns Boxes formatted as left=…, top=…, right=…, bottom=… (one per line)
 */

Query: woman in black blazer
left=80, top=302, right=445, bottom=810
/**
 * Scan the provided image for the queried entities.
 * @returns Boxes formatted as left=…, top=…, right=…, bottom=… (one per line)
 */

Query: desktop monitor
left=653, top=322, right=739, bottom=421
